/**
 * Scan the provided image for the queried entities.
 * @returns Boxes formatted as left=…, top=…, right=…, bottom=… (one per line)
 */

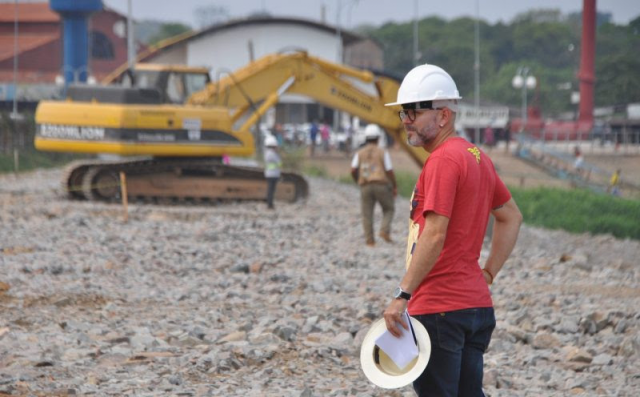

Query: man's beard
left=406, top=120, right=439, bottom=147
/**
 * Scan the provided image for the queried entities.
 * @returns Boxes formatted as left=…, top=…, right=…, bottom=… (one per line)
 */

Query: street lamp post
left=512, top=67, right=537, bottom=133
left=11, top=0, right=19, bottom=120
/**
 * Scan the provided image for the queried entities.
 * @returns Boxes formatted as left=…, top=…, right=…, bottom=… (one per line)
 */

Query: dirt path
left=304, top=144, right=575, bottom=190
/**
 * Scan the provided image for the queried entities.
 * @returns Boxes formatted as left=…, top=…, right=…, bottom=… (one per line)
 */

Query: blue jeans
left=412, top=307, right=496, bottom=397
left=266, top=177, right=279, bottom=208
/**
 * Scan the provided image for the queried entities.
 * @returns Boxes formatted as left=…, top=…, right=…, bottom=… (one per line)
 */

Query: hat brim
left=360, top=317, right=431, bottom=389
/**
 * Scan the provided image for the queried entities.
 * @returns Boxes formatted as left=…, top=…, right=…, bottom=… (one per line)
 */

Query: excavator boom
left=189, top=52, right=426, bottom=167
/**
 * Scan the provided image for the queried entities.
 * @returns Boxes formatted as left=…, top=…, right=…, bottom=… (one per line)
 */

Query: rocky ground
left=0, top=168, right=639, bottom=396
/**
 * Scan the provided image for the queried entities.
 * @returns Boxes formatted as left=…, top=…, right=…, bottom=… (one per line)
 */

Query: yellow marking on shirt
left=467, top=147, right=481, bottom=164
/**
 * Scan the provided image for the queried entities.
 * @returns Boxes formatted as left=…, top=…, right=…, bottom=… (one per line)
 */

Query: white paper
left=374, top=311, right=419, bottom=369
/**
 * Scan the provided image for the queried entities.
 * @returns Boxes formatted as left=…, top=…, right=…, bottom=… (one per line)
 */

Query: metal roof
left=0, top=3, right=60, bottom=23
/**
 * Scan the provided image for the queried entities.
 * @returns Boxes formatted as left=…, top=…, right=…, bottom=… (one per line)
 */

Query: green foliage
left=366, top=9, right=640, bottom=115
left=279, top=147, right=305, bottom=171
left=0, top=150, right=81, bottom=173
left=0, top=111, right=87, bottom=174
left=149, top=23, right=192, bottom=45
left=395, top=171, right=418, bottom=198
left=510, top=186, right=640, bottom=240
left=303, top=164, right=329, bottom=178
left=337, top=174, right=352, bottom=184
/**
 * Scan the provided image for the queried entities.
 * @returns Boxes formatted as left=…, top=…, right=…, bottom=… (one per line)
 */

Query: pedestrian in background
left=263, top=135, right=281, bottom=210
left=484, top=125, right=495, bottom=150
left=309, top=120, right=319, bottom=156
left=609, top=168, right=622, bottom=196
left=573, top=145, right=585, bottom=177
left=320, top=121, right=331, bottom=153
left=382, top=63, right=522, bottom=396
left=351, top=124, right=397, bottom=247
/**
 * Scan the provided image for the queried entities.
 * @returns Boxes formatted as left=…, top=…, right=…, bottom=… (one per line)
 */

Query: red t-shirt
left=406, top=137, right=511, bottom=315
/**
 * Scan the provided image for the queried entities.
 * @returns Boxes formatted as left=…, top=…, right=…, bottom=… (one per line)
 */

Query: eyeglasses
left=398, top=109, right=427, bottom=123
left=398, top=101, right=439, bottom=122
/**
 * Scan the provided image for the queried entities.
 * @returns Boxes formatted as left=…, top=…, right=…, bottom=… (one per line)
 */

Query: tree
left=362, top=10, right=639, bottom=115
left=148, top=23, right=192, bottom=46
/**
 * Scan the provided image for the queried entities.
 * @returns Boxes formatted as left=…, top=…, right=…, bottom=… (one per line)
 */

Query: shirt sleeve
left=492, top=174, right=511, bottom=209
left=351, top=153, right=359, bottom=168
left=383, top=150, right=393, bottom=171
left=422, top=157, right=460, bottom=218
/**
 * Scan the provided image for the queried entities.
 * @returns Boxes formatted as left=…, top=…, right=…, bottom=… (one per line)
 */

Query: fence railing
left=513, top=130, right=640, bottom=198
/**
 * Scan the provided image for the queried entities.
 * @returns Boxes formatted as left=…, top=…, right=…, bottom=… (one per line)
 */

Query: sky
left=102, top=0, right=639, bottom=29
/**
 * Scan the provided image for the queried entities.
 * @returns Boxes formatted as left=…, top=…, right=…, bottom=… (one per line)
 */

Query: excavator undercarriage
left=63, top=158, right=308, bottom=204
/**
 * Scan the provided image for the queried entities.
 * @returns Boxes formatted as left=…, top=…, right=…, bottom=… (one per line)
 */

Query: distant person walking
left=309, top=120, right=319, bottom=157
left=263, top=135, right=282, bottom=210
left=608, top=168, right=622, bottom=196
left=484, top=126, right=495, bottom=150
left=351, top=124, right=397, bottom=247
left=573, top=146, right=585, bottom=177
left=320, top=121, right=331, bottom=153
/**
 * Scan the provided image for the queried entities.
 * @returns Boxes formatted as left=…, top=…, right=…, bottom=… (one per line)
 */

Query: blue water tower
left=50, top=0, right=103, bottom=84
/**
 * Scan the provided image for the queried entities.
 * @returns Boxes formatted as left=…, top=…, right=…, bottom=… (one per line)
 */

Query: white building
left=138, top=17, right=384, bottom=126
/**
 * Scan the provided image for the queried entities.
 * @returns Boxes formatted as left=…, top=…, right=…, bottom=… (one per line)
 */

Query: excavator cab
left=66, top=64, right=211, bottom=106
left=119, top=64, right=211, bottom=104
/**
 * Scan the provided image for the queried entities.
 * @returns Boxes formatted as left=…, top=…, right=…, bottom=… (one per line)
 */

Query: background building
left=0, top=1, right=140, bottom=107
left=0, top=1, right=383, bottom=129
left=136, top=17, right=384, bottom=128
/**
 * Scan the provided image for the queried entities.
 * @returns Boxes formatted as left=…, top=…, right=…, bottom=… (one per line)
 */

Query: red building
left=0, top=1, right=135, bottom=103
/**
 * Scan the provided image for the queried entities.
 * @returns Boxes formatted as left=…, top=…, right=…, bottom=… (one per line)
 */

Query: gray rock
left=592, top=353, right=613, bottom=365
left=618, top=336, right=640, bottom=357
left=274, top=326, right=297, bottom=342
left=1, top=170, right=639, bottom=396
left=532, top=333, right=561, bottom=350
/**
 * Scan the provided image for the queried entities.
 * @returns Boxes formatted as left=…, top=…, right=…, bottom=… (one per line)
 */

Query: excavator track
left=62, top=158, right=309, bottom=205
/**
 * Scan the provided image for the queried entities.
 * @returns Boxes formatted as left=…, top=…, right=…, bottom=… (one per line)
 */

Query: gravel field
left=1, top=168, right=639, bottom=396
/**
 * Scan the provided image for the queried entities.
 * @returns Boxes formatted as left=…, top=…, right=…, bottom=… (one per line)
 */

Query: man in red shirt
left=383, top=64, right=522, bottom=396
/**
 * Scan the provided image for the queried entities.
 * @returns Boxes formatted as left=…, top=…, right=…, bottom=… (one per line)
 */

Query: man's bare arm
left=383, top=211, right=449, bottom=337
left=483, top=198, right=522, bottom=282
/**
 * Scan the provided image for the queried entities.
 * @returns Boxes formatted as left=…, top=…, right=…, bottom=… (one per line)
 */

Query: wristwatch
left=393, top=286, right=411, bottom=301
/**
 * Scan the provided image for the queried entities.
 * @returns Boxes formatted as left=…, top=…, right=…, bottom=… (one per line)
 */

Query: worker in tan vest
left=351, top=124, right=397, bottom=247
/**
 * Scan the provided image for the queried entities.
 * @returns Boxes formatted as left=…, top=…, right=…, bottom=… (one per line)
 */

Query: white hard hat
left=264, top=135, right=278, bottom=147
left=386, top=64, right=461, bottom=107
left=364, top=124, right=382, bottom=139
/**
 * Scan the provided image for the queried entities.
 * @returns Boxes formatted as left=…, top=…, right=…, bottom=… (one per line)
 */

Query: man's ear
left=438, top=108, right=451, bottom=126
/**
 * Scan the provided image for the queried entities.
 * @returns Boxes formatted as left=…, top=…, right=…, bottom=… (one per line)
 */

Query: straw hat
left=360, top=317, right=431, bottom=389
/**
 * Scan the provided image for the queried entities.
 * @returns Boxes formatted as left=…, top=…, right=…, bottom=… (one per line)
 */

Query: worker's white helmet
left=364, top=124, right=382, bottom=139
left=264, top=135, right=278, bottom=147
left=386, top=64, right=461, bottom=109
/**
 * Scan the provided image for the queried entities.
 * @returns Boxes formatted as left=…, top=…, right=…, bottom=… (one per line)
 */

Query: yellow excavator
left=34, top=51, right=426, bottom=203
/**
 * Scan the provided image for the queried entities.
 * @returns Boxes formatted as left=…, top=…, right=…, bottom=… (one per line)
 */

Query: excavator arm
left=189, top=52, right=427, bottom=167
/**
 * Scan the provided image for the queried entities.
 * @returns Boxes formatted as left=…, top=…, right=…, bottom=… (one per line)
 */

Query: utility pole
left=413, top=0, right=419, bottom=66
left=11, top=0, right=21, bottom=173
left=11, top=0, right=19, bottom=120
left=127, top=0, right=135, bottom=69
left=473, top=0, right=480, bottom=144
